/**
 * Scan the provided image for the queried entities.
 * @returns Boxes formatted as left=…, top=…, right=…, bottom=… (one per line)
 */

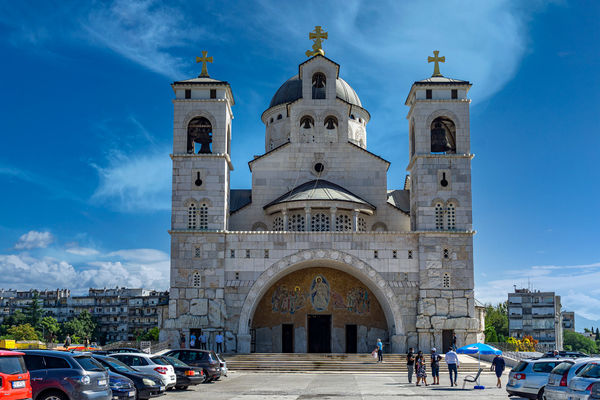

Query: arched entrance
left=236, top=249, right=404, bottom=353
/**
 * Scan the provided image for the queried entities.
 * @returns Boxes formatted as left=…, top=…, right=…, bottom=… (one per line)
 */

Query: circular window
left=314, top=163, right=325, bottom=173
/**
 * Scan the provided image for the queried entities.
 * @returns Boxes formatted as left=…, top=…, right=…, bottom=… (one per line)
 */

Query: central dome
left=269, top=74, right=362, bottom=109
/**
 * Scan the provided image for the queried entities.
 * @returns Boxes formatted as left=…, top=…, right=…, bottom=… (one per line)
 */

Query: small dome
left=268, top=75, right=362, bottom=109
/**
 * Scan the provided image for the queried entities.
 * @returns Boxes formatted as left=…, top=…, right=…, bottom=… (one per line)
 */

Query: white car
left=109, top=353, right=177, bottom=389
left=567, top=361, right=600, bottom=400
left=546, top=358, right=599, bottom=400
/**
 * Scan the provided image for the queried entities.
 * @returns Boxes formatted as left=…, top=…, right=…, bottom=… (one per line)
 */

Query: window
left=185, top=89, right=191, bottom=99
left=430, top=116, right=456, bottom=154
left=235, top=272, right=240, bottom=280
left=199, top=203, right=208, bottom=230
left=446, top=202, right=456, bottom=230
left=392, top=250, right=397, bottom=259
left=245, top=250, right=251, bottom=258
left=533, top=362, right=560, bottom=373
left=443, top=273, right=450, bottom=288
left=270, top=117, right=273, bottom=123
left=192, top=272, right=201, bottom=287
left=44, top=356, right=71, bottom=369
left=187, top=117, right=212, bottom=154
left=0, top=356, right=27, bottom=374
left=23, top=355, right=45, bottom=371
left=443, top=248, right=449, bottom=259
left=188, top=203, right=197, bottom=229
left=426, top=89, right=432, bottom=99
left=335, top=214, right=352, bottom=232
left=314, top=163, right=325, bottom=173
left=288, top=214, right=305, bottom=231
left=373, top=250, right=378, bottom=259
left=74, top=356, right=104, bottom=372
left=311, top=213, right=330, bottom=231
left=194, top=247, right=201, bottom=258
left=264, top=250, right=269, bottom=258
left=408, top=250, right=413, bottom=259
left=435, top=203, right=444, bottom=230
left=358, top=217, right=367, bottom=232
left=277, top=114, right=282, bottom=120
left=273, top=216, right=284, bottom=231
left=312, top=72, right=326, bottom=99
left=230, top=249, right=235, bottom=258
left=451, top=89, right=458, bottom=99
left=210, top=89, right=216, bottom=99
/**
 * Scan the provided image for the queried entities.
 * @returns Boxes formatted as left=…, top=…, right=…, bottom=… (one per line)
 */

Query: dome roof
left=268, top=75, right=362, bottom=109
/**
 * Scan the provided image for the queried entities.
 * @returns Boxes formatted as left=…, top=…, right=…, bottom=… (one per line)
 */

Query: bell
left=302, top=119, right=313, bottom=129
left=430, top=122, right=451, bottom=153
left=325, top=118, right=336, bottom=129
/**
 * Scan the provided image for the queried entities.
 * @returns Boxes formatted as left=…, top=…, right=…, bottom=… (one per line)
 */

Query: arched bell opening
left=312, top=72, right=326, bottom=99
left=430, top=116, right=456, bottom=154
left=187, top=117, right=213, bottom=154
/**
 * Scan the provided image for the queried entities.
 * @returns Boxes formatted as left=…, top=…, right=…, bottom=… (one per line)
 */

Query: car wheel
left=537, top=387, right=544, bottom=400
left=39, top=391, right=68, bottom=400
left=175, top=385, right=188, bottom=390
left=203, top=370, right=210, bottom=383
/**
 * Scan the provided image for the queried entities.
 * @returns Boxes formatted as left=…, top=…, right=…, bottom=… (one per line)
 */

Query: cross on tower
left=427, top=50, right=445, bottom=77
left=305, top=26, right=328, bottom=57
left=196, top=51, right=213, bottom=77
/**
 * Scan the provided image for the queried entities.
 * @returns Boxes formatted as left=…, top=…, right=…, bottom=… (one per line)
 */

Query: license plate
left=11, top=380, right=26, bottom=389
left=98, top=379, right=107, bottom=386
left=128, top=391, right=135, bottom=397
left=160, top=386, right=165, bottom=391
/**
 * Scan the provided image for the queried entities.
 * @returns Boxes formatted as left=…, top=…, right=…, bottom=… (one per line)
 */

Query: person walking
left=415, top=354, right=428, bottom=386
left=189, top=332, right=196, bottom=349
left=84, top=336, right=90, bottom=349
left=445, top=347, right=460, bottom=387
left=376, top=338, right=383, bottom=363
left=491, top=354, right=506, bottom=388
left=406, top=347, right=415, bottom=383
left=64, top=334, right=71, bottom=349
left=430, top=348, right=441, bottom=385
left=179, top=333, right=186, bottom=348
left=215, top=331, right=224, bottom=353
left=199, top=330, right=207, bottom=350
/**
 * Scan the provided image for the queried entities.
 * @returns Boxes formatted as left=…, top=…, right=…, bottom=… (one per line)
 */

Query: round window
left=314, top=163, right=325, bottom=173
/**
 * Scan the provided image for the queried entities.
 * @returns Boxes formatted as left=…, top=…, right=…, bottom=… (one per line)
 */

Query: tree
left=6, top=324, right=39, bottom=341
left=484, top=326, right=499, bottom=342
left=39, top=316, right=60, bottom=342
left=484, top=302, right=508, bottom=341
left=595, top=328, right=599, bottom=341
left=564, top=330, right=597, bottom=354
left=0, top=311, right=27, bottom=336
left=62, top=311, right=96, bottom=342
left=25, top=292, right=45, bottom=329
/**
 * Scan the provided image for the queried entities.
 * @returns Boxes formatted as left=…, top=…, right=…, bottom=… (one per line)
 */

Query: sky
left=0, top=1, right=599, bottom=324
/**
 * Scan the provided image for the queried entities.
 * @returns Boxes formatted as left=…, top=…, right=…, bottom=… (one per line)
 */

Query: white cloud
left=65, top=246, right=100, bottom=256
left=14, top=231, right=55, bottom=250
left=108, top=249, right=168, bottom=262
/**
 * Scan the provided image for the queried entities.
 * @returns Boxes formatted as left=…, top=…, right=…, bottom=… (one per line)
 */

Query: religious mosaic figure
left=271, top=285, right=306, bottom=315
left=310, top=275, right=330, bottom=312
left=347, top=287, right=370, bottom=314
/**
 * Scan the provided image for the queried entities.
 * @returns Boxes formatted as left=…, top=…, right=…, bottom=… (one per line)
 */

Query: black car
left=107, top=371, right=136, bottom=400
left=162, top=350, right=221, bottom=382
left=150, top=356, right=204, bottom=390
left=91, top=355, right=165, bottom=400
left=22, top=350, right=111, bottom=400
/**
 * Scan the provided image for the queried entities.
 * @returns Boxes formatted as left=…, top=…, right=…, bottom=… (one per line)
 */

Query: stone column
left=282, top=209, right=288, bottom=230
left=353, top=209, right=360, bottom=232
left=237, top=334, right=251, bottom=354
left=330, top=207, right=337, bottom=231
left=305, top=206, right=311, bottom=231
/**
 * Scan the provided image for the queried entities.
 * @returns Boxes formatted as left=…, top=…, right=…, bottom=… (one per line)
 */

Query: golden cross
left=196, top=51, right=213, bottom=77
left=305, top=26, right=328, bottom=57
left=427, top=50, right=445, bottom=77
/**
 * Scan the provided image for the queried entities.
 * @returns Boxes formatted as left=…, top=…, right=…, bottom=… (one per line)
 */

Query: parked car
left=108, top=354, right=176, bottom=390
left=589, top=381, right=600, bottom=399
left=91, top=355, right=165, bottom=400
left=22, top=350, right=111, bottom=400
left=149, top=356, right=203, bottom=390
left=541, top=351, right=590, bottom=359
left=214, top=354, right=227, bottom=378
left=506, top=358, right=564, bottom=399
left=106, top=349, right=144, bottom=355
left=567, top=361, right=600, bottom=400
left=107, top=371, right=136, bottom=400
left=545, top=358, right=599, bottom=400
left=162, top=350, right=221, bottom=382
left=0, top=350, right=32, bottom=400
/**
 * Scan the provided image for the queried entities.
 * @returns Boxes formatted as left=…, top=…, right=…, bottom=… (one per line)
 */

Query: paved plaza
left=174, top=371, right=521, bottom=399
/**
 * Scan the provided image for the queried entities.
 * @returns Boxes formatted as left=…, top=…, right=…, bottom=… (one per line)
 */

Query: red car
left=0, top=350, right=32, bottom=400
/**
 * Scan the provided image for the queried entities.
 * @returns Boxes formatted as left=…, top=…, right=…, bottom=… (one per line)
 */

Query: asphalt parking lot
left=170, top=370, right=524, bottom=399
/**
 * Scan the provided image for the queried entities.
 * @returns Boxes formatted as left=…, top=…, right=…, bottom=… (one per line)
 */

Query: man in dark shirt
left=491, top=354, right=506, bottom=388
left=430, top=348, right=441, bottom=385
left=406, top=347, right=415, bottom=383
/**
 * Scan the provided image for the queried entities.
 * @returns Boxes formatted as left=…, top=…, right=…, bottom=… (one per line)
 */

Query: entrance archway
left=237, top=249, right=404, bottom=353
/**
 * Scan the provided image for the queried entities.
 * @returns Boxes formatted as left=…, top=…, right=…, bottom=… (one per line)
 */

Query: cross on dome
left=196, top=51, right=213, bottom=77
left=305, top=26, right=328, bottom=57
left=427, top=50, right=445, bottom=77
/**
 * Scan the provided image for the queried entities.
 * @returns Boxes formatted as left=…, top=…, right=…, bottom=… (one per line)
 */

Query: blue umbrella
left=456, top=343, right=502, bottom=388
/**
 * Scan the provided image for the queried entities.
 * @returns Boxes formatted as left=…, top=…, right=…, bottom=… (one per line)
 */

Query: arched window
left=273, top=216, right=284, bottom=231
left=430, top=117, right=456, bottom=154
left=435, top=203, right=444, bottom=230
left=288, top=214, right=305, bottom=231
left=199, top=203, right=208, bottom=230
left=277, top=114, right=283, bottom=120
left=410, top=121, right=415, bottom=157
left=188, top=203, right=197, bottom=229
left=335, top=214, right=352, bottom=232
left=312, top=72, right=326, bottom=99
left=311, top=213, right=330, bottom=231
left=324, top=116, right=338, bottom=130
left=187, top=117, right=213, bottom=154
left=358, top=217, right=367, bottom=232
left=192, top=271, right=201, bottom=287
left=300, top=116, right=314, bottom=129
left=446, top=202, right=456, bottom=230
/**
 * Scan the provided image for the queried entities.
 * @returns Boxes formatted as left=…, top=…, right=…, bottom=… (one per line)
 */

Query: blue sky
left=0, top=1, right=599, bottom=323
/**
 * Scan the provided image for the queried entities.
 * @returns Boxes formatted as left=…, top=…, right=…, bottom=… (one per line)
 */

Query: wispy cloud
left=14, top=231, right=54, bottom=250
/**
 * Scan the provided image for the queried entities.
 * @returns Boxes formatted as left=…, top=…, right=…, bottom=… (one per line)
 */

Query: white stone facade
left=159, top=55, right=481, bottom=353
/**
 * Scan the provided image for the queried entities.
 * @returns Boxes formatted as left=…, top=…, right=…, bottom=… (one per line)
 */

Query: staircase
left=225, top=353, right=485, bottom=373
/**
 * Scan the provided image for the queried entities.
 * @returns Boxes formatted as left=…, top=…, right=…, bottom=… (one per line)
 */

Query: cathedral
left=159, top=27, right=484, bottom=354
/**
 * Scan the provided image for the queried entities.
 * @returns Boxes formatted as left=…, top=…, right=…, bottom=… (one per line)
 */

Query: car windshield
left=163, top=356, right=188, bottom=368
left=512, top=361, right=528, bottom=373
left=99, top=357, right=137, bottom=373
left=580, top=364, right=600, bottom=379
left=150, top=357, right=169, bottom=366
left=551, top=362, right=573, bottom=375
left=0, top=356, right=27, bottom=375
left=75, top=356, right=105, bottom=372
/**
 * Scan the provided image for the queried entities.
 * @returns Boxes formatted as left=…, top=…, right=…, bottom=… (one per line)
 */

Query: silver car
left=546, top=359, right=599, bottom=400
left=567, top=362, right=600, bottom=400
left=507, top=358, right=563, bottom=399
